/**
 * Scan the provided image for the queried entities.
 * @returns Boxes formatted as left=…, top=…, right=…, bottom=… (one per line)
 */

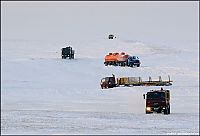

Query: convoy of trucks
left=62, top=35, right=173, bottom=115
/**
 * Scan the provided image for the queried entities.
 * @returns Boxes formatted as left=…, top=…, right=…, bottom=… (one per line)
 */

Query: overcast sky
left=1, top=1, right=199, bottom=45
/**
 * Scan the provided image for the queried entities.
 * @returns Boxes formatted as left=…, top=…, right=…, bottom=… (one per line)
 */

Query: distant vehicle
left=108, top=34, right=116, bottom=39
left=100, top=74, right=117, bottom=89
left=61, top=46, right=75, bottom=59
left=104, top=52, right=141, bottom=67
left=100, top=75, right=172, bottom=89
left=143, top=88, right=170, bottom=115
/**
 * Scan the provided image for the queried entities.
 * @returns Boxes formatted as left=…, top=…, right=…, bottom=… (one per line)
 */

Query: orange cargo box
left=117, top=52, right=129, bottom=62
left=105, top=52, right=119, bottom=62
left=105, top=52, right=129, bottom=62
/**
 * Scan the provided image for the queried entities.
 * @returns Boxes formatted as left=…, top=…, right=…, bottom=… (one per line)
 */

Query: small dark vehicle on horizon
left=108, top=34, right=116, bottom=39
left=61, top=46, right=75, bottom=59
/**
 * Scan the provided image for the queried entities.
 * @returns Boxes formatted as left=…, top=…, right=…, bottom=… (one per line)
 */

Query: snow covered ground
left=1, top=1, right=199, bottom=135
left=1, top=38, right=199, bottom=135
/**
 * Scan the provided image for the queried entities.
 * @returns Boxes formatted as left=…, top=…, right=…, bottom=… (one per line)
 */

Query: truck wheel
left=168, top=105, right=170, bottom=114
left=137, top=64, right=140, bottom=67
left=157, top=109, right=162, bottom=113
left=164, top=107, right=168, bottom=115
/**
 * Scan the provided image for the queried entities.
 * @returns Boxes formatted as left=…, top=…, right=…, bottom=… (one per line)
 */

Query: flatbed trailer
left=117, top=76, right=172, bottom=87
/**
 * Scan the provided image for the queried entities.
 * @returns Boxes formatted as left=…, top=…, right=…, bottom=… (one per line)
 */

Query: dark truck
left=108, top=34, right=116, bottom=39
left=143, top=88, right=170, bottom=115
left=61, top=46, right=75, bottom=59
left=127, top=56, right=141, bottom=67
left=100, top=75, right=117, bottom=89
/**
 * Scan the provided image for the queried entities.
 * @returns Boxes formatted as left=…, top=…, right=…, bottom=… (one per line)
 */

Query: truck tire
left=164, top=107, right=168, bottom=115
left=168, top=105, right=170, bottom=114
left=157, top=109, right=162, bottom=113
left=137, top=64, right=140, bottom=67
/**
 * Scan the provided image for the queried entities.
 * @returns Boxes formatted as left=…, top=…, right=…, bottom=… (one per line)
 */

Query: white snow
left=1, top=1, right=199, bottom=135
left=1, top=38, right=199, bottom=135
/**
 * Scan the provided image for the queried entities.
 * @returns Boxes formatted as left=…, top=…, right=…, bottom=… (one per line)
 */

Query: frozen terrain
left=1, top=38, right=199, bottom=135
left=1, top=1, right=199, bottom=135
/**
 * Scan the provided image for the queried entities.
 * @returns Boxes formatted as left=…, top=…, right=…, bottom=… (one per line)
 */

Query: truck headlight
left=146, top=107, right=151, bottom=111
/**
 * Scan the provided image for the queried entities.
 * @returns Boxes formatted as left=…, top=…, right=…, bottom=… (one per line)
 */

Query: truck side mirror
left=143, top=94, right=145, bottom=99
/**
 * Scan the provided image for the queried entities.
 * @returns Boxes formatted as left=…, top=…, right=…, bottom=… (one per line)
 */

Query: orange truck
left=104, top=52, right=140, bottom=67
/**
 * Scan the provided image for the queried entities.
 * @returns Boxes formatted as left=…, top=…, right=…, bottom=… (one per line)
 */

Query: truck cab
left=100, top=75, right=116, bottom=89
left=127, top=56, right=141, bottom=67
left=143, top=88, right=170, bottom=115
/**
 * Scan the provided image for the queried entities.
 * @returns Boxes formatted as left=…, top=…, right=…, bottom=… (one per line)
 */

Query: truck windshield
left=132, top=56, right=136, bottom=59
left=147, top=92, right=165, bottom=99
left=102, top=78, right=109, bottom=82
left=109, top=77, right=115, bottom=83
left=102, top=77, right=115, bottom=83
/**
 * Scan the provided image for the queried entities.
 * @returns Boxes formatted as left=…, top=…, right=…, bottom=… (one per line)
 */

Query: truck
left=100, top=75, right=172, bottom=89
left=100, top=75, right=117, bottom=89
left=104, top=52, right=141, bottom=67
left=61, top=46, right=75, bottom=59
left=143, top=88, right=170, bottom=115
left=108, top=34, right=116, bottom=39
